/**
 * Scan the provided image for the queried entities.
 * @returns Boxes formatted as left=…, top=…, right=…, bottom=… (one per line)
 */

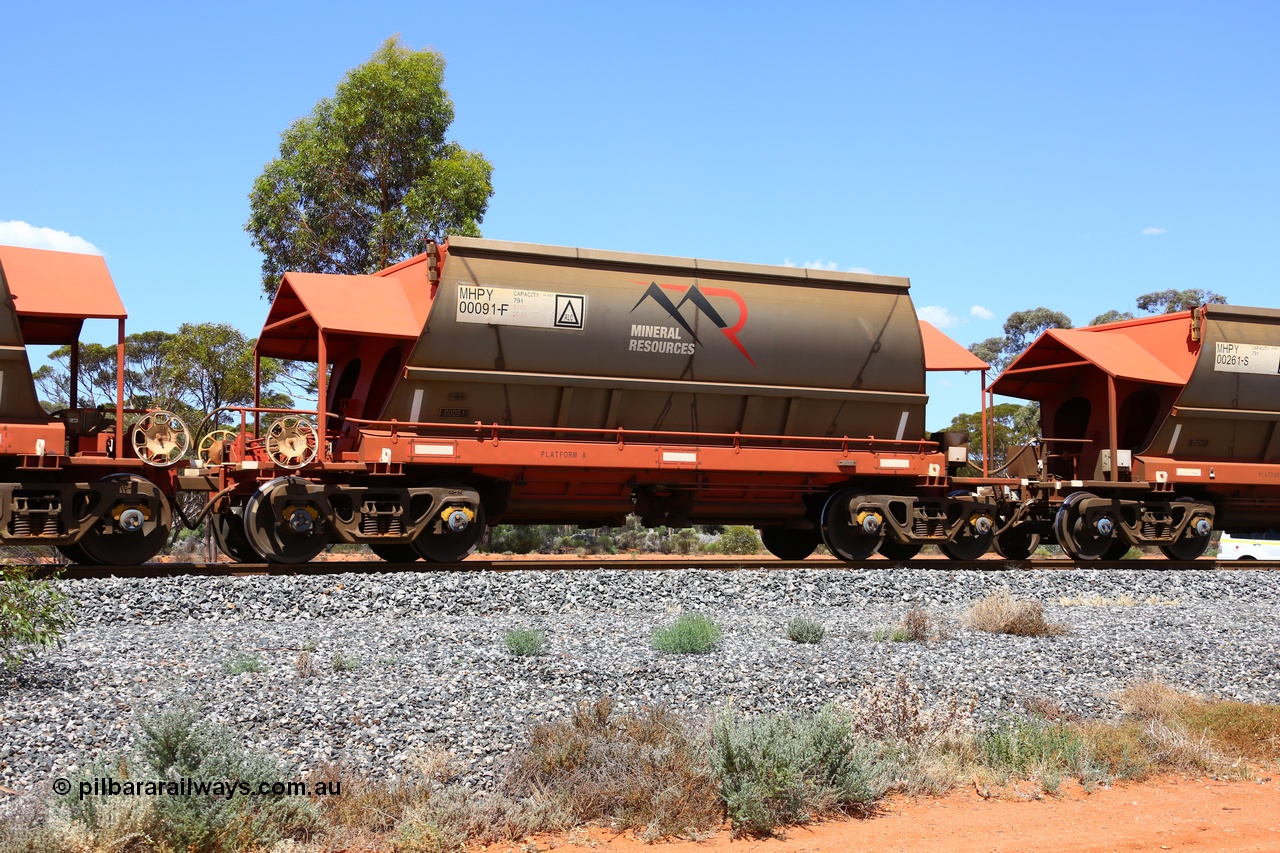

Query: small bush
left=963, top=587, right=1068, bottom=637
left=223, top=651, right=264, bottom=674
left=332, top=651, right=361, bottom=672
left=716, top=525, right=763, bottom=555
left=0, top=564, right=73, bottom=670
left=504, top=628, right=547, bottom=657
left=295, top=650, right=318, bottom=677
left=60, top=706, right=317, bottom=853
left=874, top=605, right=948, bottom=644
left=851, top=675, right=974, bottom=749
left=652, top=613, right=722, bottom=654
left=711, top=706, right=887, bottom=837
left=902, top=605, right=930, bottom=642
left=785, top=617, right=825, bottom=644
left=873, top=626, right=913, bottom=642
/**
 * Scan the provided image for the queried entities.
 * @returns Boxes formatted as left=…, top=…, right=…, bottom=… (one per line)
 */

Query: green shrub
left=979, top=714, right=1090, bottom=778
left=504, top=628, right=547, bottom=657
left=785, top=617, right=825, bottom=644
left=716, top=525, right=762, bottom=555
left=711, top=707, right=886, bottom=836
left=0, top=565, right=73, bottom=670
left=652, top=613, right=722, bottom=654
left=222, top=651, right=264, bottom=674
left=332, top=651, right=361, bottom=672
left=669, top=527, right=701, bottom=555
left=486, top=524, right=570, bottom=554
left=61, top=706, right=317, bottom=853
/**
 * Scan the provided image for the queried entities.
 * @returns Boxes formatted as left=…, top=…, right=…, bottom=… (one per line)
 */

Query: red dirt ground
left=490, top=776, right=1280, bottom=853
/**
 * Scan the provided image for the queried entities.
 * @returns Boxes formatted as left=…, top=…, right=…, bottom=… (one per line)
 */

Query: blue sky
left=2, top=1, right=1276, bottom=427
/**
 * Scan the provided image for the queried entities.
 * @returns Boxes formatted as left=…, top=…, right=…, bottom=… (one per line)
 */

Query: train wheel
left=1159, top=498, right=1213, bottom=560
left=760, top=527, right=819, bottom=560
left=212, top=508, right=260, bottom=563
left=1102, top=539, right=1133, bottom=560
left=1160, top=537, right=1211, bottom=561
left=370, top=544, right=421, bottom=563
left=1052, top=492, right=1114, bottom=561
left=993, top=529, right=1040, bottom=560
left=243, top=478, right=328, bottom=564
left=878, top=540, right=923, bottom=561
left=939, top=528, right=993, bottom=560
left=77, top=475, right=172, bottom=566
left=56, top=544, right=94, bottom=565
left=820, top=489, right=883, bottom=561
left=413, top=498, right=486, bottom=563
left=939, top=492, right=994, bottom=561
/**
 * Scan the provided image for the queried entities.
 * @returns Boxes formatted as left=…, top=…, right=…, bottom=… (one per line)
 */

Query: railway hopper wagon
left=0, top=247, right=189, bottom=566
left=188, top=237, right=997, bottom=564
left=989, top=305, right=1280, bottom=561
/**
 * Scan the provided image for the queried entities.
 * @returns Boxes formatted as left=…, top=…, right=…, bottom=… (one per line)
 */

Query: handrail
left=340, top=416, right=939, bottom=453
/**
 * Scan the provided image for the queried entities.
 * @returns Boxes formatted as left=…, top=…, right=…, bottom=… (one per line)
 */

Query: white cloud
left=970, top=305, right=995, bottom=320
left=917, top=305, right=961, bottom=328
left=0, top=221, right=102, bottom=255
left=781, top=258, right=875, bottom=274
left=1141, top=227, right=1167, bottom=236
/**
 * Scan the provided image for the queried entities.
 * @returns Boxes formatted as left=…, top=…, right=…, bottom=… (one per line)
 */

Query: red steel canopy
left=256, top=272, right=426, bottom=360
left=919, top=320, right=989, bottom=371
left=992, top=314, right=1197, bottom=401
left=0, top=246, right=127, bottom=345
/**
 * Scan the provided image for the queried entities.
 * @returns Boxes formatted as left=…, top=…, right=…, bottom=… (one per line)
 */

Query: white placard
left=1214, top=342, right=1280, bottom=375
left=455, top=284, right=586, bottom=330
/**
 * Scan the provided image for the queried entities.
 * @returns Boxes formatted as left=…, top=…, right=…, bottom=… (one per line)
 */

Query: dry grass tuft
left=876, top=605, right=953, bottom=644
left=506, top=696, right=721, bottom=841
left=307, top=762, right=427, bottom=835
left=1115, top=680, right=1191, bottom=721
left=1021, top=696, right=1082, bottom=723
left=1056, top=593, right=1181, bottom=607
left=1181, top=701, right=1280, bottom=761
left=1117, top=680, right=1280, bottom=766
left=963, top=587, right=1069, bottom=637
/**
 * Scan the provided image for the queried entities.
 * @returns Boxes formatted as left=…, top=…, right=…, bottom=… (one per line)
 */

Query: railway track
left=29, top=556, right=1280, bottom=580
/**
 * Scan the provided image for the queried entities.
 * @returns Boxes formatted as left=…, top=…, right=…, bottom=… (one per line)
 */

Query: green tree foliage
left=1088, top=309, right=1135, bottom=326
left=33, top=342, right=120, bottom=409
left=162, top=323, right=278, bottom=415
left=967, top=308, right=1073, bottom=375
left=0, top=565, right=74, bottom=670
left=941, top=402, right=1040, bottom=474
left=32, top=324, right=290, bottom=426
left=1135, top=289, right=1227, bottom=314
left=246, top=36, right=494, bottom=296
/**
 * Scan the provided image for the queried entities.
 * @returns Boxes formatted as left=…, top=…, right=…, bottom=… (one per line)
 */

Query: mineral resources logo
left=628, top=282, right=756, bottom=366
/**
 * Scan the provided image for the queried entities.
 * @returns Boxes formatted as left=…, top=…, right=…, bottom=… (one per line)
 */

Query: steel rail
left=29, top=557, right=1280, bottom=580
